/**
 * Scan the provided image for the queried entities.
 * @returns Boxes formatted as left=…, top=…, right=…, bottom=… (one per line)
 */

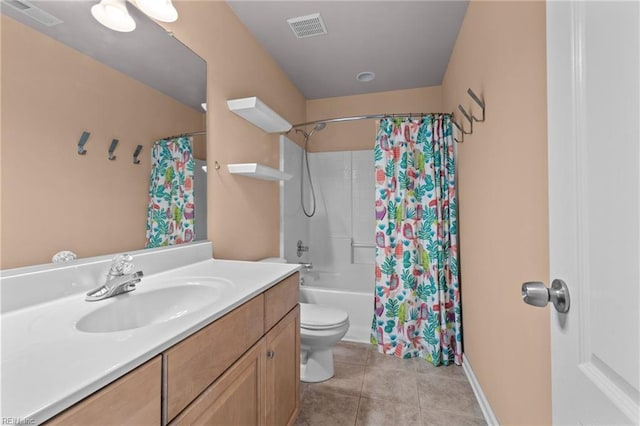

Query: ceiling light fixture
left=91, top=0, right=136, bottom=33
left=91, top=0, right=179, bottom=32
left=135, top=0, right=178, bottom=23
left=356, top=71, right=375, bottom=82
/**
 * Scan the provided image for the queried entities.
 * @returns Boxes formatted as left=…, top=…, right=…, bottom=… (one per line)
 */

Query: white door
left=544, top=1, right=640, bottom=424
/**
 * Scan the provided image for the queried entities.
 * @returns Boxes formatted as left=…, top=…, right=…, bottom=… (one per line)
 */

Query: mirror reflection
left=1, top=0, right=207, bottom=269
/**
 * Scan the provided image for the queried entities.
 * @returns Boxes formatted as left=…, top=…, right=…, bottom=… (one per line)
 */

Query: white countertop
left=1, top=258, right=299, bottom=424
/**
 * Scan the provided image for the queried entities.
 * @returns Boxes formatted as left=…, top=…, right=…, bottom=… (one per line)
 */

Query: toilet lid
left=300, top=303, right=349, bottom=330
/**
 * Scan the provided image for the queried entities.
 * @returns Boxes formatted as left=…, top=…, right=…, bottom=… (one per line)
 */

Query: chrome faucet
left=85, top=254, right=143, bottom=301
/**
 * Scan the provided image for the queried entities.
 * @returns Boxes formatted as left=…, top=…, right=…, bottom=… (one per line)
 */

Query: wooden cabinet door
left=46, top=356, right=161, bottom=426
left=265, top=305, right=300, bottom=426
left=165, top=295, right=264, bottom=422
left=169, top=339, right=266, bottom=426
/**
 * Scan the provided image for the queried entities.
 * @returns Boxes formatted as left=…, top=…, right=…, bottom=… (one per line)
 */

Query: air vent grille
left=287, top=13, right=327, bottom=39
left=2, top=0, right=63, bottom=26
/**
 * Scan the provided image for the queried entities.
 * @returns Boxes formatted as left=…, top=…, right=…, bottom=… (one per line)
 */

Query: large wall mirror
left=1, top=0, right=207, bottom=269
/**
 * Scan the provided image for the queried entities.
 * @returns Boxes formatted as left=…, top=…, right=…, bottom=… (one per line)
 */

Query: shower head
left=308, top=122, right=326, bottom=138
left=294, top=122, right=327, bottom=140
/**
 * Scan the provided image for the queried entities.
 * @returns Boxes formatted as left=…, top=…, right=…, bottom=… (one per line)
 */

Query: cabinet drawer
left=165, top=295, right=264, bottom=421
left=264, top=273, right=299, bottom=332
left=46, top=356, right=161, bottom=426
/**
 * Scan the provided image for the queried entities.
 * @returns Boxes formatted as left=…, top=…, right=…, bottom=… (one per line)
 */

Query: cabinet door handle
left=267, top=350, right=275, bottom=359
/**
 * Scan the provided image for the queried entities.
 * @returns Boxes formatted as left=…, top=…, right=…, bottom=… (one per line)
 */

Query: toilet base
left=300, top=348, right=334, bottom=383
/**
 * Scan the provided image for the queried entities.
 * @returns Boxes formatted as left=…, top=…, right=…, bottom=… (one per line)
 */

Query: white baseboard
left=463, top=353, right=500, bottom=426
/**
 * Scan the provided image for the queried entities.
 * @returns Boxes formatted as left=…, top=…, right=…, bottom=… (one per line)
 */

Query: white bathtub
left=299, top=271, right=374, bottom=343
left=261, top=258, right=374, bottom=343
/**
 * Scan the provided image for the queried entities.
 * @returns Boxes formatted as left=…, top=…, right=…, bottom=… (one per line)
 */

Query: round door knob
left=522, top=279, right=570, bottom=313
left=267, top=350, right=275, bottom=359
left=521, top=281, right=549, bottom=307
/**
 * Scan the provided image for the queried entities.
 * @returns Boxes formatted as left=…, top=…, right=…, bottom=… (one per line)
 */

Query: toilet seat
left=300, top=303, right=349, bottom=330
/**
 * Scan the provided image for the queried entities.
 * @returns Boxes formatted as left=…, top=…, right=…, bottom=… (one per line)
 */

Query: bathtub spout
left=299, top=262, right=313, bottom=271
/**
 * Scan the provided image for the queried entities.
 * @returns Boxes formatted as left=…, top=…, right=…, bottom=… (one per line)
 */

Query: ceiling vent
left=2, top=0, right=63, bottom=26
left=287, top=13, right=327, bottom=39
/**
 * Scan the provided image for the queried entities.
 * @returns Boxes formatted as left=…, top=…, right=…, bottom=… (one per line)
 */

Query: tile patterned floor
left=295, top=341, right=487, bottom=426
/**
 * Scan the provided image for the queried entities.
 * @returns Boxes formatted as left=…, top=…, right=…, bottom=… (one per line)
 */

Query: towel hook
left=133, top=145, right=143, bottom=164
left=108, top=139, right=119, bottom=161
left=467, top=88, right=485, bottom=122
left=457, top=105, right=473, bottom=134
left=452, top=120, right=465, bottom=143
left=77, top=131, right=90, bottom=155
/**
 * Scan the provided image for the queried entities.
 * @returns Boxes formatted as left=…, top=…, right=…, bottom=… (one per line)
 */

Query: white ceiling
left=227, top=1, right=469, bottom=99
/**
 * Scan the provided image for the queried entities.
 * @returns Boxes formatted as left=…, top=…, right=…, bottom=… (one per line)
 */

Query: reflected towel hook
left=214, top=161, right=221, bottom=170
left=108, top=139, right=119, bottom=161
left=467, top=88, right=485, bottom=122
left=457, top=105, right=473, bottom=132
left=133, top=145, right=143, bottom=164
left=452, top=120, right=465, bottom=143
left=77, top=131, right=90, bottom=155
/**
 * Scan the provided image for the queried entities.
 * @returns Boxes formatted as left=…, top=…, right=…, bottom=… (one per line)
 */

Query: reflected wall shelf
left=227, top=97, right=292, bottom=133
left=227, top=163, right=292, bottom=181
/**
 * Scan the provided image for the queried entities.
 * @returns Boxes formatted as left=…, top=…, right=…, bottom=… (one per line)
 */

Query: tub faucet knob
left=297, top=240, right=309, bottom=257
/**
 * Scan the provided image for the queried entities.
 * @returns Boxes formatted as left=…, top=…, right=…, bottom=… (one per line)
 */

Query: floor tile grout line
left=353, top=396, right=362, bottom=426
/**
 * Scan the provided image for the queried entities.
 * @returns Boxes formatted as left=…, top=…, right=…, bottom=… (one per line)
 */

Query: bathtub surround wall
left=442, top=1, right=550, bottom=424
left=307, top=150, right=375, bottom=295
left=281, top=135, right=375, bottom=342
left=280, top=136, right=309, bottom=264
left=0, top=16, right=204, bottom=269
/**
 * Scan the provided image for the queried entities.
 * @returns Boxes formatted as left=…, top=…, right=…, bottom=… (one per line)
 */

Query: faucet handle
left=109, top=253, right=134, bottom=276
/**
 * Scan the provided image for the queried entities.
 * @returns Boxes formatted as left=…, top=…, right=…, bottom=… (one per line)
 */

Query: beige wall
left=1, top=1, right=307, bottom=267
left=305, top=86, right=442, bottom=152
left=163, top=1, right=306, bottom=261
left=0, top=15, right=204, bottom=269
left=442, top=2, right=550, bottom=424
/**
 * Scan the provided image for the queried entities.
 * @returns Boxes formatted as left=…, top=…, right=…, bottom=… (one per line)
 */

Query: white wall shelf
left=227, top=97, right=292, bottom=134
left=227, top=163, right=292, bottom=181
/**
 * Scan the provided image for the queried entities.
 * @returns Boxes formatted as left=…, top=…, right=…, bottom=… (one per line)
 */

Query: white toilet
left=259, top=258, right=349, bottom=383
left=299, top=302, right=349, bottom=383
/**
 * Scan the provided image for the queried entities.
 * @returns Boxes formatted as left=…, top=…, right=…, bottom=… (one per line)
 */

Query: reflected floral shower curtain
left=371, top=116, right=461, bottom=366
left=145, top=137, right=195, bottom=248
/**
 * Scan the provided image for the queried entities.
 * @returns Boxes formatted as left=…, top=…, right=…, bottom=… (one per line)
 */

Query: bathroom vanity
left=0, top=242, right=300, bottom=425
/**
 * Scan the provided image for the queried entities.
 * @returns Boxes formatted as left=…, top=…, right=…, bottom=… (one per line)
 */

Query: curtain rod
left=160, top=130, right=207, bottom=140
left=290, top=112, right=454, bottom=130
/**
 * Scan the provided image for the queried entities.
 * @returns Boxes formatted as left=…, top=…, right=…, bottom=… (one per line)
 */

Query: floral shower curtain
left=145, top=137, right=195, bottom=248
left=371, top=116, right=461, bottom=366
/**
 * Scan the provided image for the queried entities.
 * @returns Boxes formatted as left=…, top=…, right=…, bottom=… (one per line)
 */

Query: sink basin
left=76, top=279, right=229, bottom=333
